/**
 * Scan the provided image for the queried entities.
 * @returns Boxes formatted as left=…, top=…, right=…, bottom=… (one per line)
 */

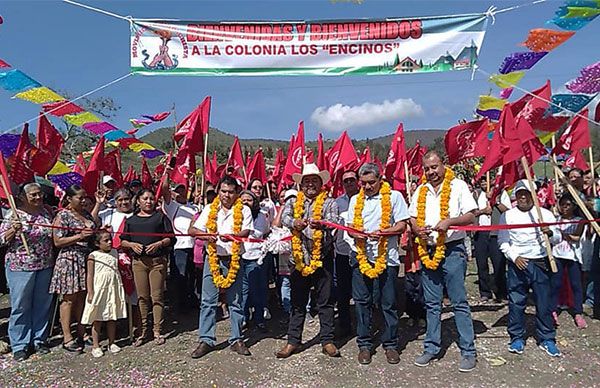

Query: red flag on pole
left=444, top=119, right=489, bottom=165
left=384, top=123, right=408, bottom=191
left=552, top=108, right=591, bottom=155
left=155, top=152, right=173, bottom=200
left=123, top=165, right=137, bottom=183
left=73, top=153, right=87, bottom=176
left=317, top=133, right=327, bottom=171
left=0, top=156, right=12, bottom=199
left=10, top=124, right=35, bottom=185
left=407, top=141, right=427, bottom=177
left=564, top=150, right=590, bottom=171
left=326, top=131, right=359, bottom=196
left=224, top=136, right=245, bottom=182
left=281, top=123, right=305, bottom=188
left=359, top=147, right=372, bottom=165
left=176, top=96, right=211, bottom=155
left=271, top=148, right=285, bottom=184
left=104, top=149, right=123, bottom=188
left=171, top=148, right=196, bottom=192
left=30, top=113, right=64, bottom=176
left=247, top=148, right=267, bottom=183
left=82, top=137, right=105, bottom=196
left=204, top=151, right=218, bottom=185
left=141, top=157, right=152, bottom=189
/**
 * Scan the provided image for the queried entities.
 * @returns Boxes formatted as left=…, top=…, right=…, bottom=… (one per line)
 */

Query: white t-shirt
left=243, top=212, right=270, bottom=261
left=163, top=200, right=199, bottom=250
left=477, top=190, right=512, bottom=226
left=193, top=203, right=253, bottom=256
left=409, top=178, right=478, bottom=244
left=260, top=198, right=276, bottom=226
left=552, top=216, right=582, bottom=263
left=99, top=208, right=132, bottom=232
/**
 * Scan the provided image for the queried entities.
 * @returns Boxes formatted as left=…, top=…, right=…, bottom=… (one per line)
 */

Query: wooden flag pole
left=486, top=171, right=491, bottom=192
left=549, top=158, right=600, bottom=235
left=403, top=161, right=411, bottom=202
left=0, top=175, right=31, bottom=256
left=551, top=135, right=560, bottom=203
left=520, top=156, right=558, bottom=273
left=589, top=147, right=597, bottom=196
left=201, top=131, right=209, bottom=206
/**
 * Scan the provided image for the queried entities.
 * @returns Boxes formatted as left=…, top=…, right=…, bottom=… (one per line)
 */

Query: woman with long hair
left=120, top=189, right=175, bottom=346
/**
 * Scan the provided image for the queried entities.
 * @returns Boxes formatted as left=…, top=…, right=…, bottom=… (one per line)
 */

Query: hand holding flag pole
left=0, top=174, right=31, bottom=256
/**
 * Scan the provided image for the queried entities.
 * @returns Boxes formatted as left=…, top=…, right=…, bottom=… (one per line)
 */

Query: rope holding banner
left=63, top=0, right=132, bottom=22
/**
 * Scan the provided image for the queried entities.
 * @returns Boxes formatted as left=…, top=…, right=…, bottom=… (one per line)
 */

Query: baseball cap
left=513, top=179, right=536, bottom=194
left=284, top=189, right=298, bottom=201
left=102, top=176, right=116, bottom=185
left=129, top=179, right=142, bottom=187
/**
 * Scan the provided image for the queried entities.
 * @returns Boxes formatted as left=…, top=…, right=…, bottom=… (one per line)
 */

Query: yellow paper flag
left=13, top=86, right=65, bottom=104
left=538, top=132, right=554, bottom=145
left=47, top=160, right=72, bottom=175
left=64, top=112, right=102, bottom=127
left=478, top=95, right=507, bottom=111
left=565, top=7, right=600, bottom=18
left=489, top=72, right=525, bottom=88
left=128, top=143, right=155, bottom=152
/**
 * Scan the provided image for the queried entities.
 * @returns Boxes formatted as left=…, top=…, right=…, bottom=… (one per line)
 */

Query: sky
left=0, top=0, right=598, bottom=144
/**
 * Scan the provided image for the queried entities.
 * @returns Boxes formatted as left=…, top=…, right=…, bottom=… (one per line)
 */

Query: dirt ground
left=1, top=261, right=599, bottom=388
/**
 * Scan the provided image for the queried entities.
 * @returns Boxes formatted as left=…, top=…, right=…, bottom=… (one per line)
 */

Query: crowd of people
left=0, top=151, right=599, bottom=372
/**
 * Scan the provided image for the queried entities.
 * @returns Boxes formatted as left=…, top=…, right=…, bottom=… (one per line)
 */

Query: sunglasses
left=343, top=178, right=357, bottom=184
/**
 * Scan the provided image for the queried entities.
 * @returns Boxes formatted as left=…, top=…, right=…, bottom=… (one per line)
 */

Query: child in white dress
left=81, top=230, right=127, bottom=357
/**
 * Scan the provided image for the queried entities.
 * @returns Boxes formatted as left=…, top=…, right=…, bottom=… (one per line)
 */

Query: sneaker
left=508, top=339, right=525, bottom=355
left=539, top=340, right=561, bottom=357
left=13, top=350, right=28, bottom=362
left=35, top=343, right=51, bottom=355
left=263, top=308, right=272, bottom=320
left=414, top=352, right=437, bottom=367
left=459, top=355, right=477, bottom=372
left=91, top=347, right=104, bottom=358
left=552, top=311, right=560, bottom=326
left=108, top=344, right=122, bottom=354
left=574, top=314, right=588, bottom=329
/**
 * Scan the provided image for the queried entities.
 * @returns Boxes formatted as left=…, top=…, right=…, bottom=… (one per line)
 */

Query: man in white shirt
left=345, top=163, right=409, bottom=365
left=189, top=176, right=253, bottom=359
left=334, top=170, right=360, bottom=339
left=409, top=151, right=478, bottom=372
left=473, top=180, right=512, bottom=302
left=498, top=179, right=563, bottom=358
left=161, top=172, right=200, bottom=313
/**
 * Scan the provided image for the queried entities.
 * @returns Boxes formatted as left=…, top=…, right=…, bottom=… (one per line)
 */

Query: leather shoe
left=322, top=343, right=341, bottom=357
left=358, top=348, right=372, bottom=365
left=230, top=340, right=251, bottom=356
left=275, top=343, right=300, bottom=359
left=191, top=341, right=213, bottom=359
left=385, top=348, right=400, bottom=364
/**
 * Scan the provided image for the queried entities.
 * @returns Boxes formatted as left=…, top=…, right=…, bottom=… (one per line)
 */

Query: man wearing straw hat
left=275, top=163, right=341, bottom=358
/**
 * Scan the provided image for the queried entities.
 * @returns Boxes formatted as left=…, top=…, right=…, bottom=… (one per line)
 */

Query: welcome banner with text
left=130, top=14, right=489, bottom=76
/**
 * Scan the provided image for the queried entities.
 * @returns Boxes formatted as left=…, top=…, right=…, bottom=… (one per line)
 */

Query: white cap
left=513, top=179, right=536, bottom=194
left=284, top=189, right=298, bottom=201
left=102, top=176, right=116, bottom=185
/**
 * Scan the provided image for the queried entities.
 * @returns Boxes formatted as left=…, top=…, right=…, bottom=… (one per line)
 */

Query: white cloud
left=310, top=98, right=424, bottom=132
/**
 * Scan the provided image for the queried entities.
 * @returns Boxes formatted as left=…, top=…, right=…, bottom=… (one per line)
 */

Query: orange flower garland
left=415, top=167, right=455, bottom=270
left=292, top=190, right=328, bottom=276
left=353, top=181, right=392, bottom=279
left=206, top=196, right=243, bottom=288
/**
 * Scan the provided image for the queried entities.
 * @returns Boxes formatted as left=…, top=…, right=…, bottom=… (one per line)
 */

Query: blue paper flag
left=48, top=172, right=83, bottom=191
left=0, top=69, right=41, bottom=92
left=476, top=108, right=501, bottom=121
left=0, top=133, right=20, bottom=157
left=104, top=130, right=131, bottom=141
left=140, top=149, right=165, bottom=159
left=551, top=93, right=596, bottom=114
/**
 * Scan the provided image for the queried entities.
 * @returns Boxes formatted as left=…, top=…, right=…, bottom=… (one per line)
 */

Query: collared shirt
left=194, top=203, right=253, bottom=256
left=498, top=206, right=562, bottom=262
left=345, top=190, right=409, bottom=266
left=260, top=198, right=276, bottom=226
left=477, top=190, right=511, bottom=227
left=163, top=200, right=199, bottom=250
left=243, top=212, right=270, bottom=261
left=99, top=208, right=131, bottom=233
left=334, top=194, right=352, bottom=256
left=282, top=193, right=339, bottom=265
left=552, top=216, right=582, bottom=263
left=408, top=178, right=477, bottom=244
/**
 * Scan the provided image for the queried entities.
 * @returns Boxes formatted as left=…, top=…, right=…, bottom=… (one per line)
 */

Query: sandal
left=154, top=335, right=166, bottom=346
left=62, top=339, right=83, bottom=353
left=133, top=336, right=146, bottom=347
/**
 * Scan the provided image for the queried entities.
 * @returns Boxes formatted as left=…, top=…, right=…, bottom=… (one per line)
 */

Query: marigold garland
left=353, top=181, right=392, bottom=279
left=415, top=167, right=455, bottom=270
left=206, top=196, right=243, bottom=288
left=291, top=190, right=328, bottom=276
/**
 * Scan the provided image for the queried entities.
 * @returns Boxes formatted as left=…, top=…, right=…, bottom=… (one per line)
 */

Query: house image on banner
left=453, top=40, right=479, bottom=69
left=393, top=56, right=422, bottom=72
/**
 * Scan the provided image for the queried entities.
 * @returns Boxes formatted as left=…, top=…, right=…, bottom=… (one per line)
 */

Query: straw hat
left=292, top=163, right=330, bottom=185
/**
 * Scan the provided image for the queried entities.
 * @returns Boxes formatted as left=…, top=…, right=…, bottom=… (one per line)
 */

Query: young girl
left=551, top=194, right=587, bottom=329
left=81, top=231, right=128, bottom=357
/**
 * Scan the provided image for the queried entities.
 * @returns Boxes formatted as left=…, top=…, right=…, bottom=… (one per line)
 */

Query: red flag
left=373, top=156, right=384, bottom=175
left=552, top=109, right=591, bottom=155
left=82, top=137, right=105, bottom=196
left=104, top=149, right=123, bottom=188
left=225, top=136, right=245, bottom=182
left=564, top=150, right=590, bottom=171
left=142, top=111, right=171, bottom=122
left=595, top=102, right=600, bottom=123
left=510, top=80, right=567, bottom=132
left=0, top=156, right=12, bottom=199
left=326, top=131, right=359, bottom=196
left=30, top=114, right=64, bottom=176
left=10, top=124, right=35, bottom=185
left=407, top=141, right=427, bottom=177
left=384, top=123, right=408, bottom=191
left=281, top=122, right=305, bottom=187
left=444, top=119, right=489, bottom=165
left=317, top=133, right=327, bottom=171
left=175, top=96, right=211, bottom=155
left=141, top=157, right=152, bottom=189
left=247, top=148, right=267, bottom=183
left=123, top=165, right=137, bottom=183
left=271, top=148, right=285, bottom=184
left=73, top=153, right=87, bottom=176
left=205, top=151, right=218, bottom=185
left=359, top=147, right=372, bottom=166
left=171, top=148, right=196, bottom=192
left=154, top=152, right=173, bottom=200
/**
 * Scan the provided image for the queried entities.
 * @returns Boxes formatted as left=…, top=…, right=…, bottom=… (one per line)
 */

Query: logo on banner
left=134, top=29, right=188, bottom=71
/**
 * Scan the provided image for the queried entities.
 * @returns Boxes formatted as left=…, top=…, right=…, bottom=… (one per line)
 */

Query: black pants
left=334, top=254, right=352, bottom=325
left=405, top=271, right=426, bottom=320
left=287, top=255, right=335, bottom=346
left=474, top=232, right=507, bottom=299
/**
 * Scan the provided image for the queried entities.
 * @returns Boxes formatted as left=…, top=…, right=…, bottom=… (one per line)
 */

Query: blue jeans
left=242, top=259, right=267, bottom=325
left=197, top=256, right=244, bottom=346
left=351, top=256, right=399, bottom=350
left=507, top=260, right=555, bottom=343
left=278, top=275, right=291, bottom=313
left=551, top=259, right=583, bottom=314
left=422, top=242, right=476, bottom=357
left=5, top=267, right=54, bottom=353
